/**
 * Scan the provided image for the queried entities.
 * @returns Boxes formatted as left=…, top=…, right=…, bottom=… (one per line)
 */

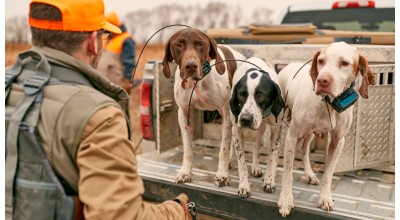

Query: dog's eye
left=257, top=94, right=265, bottom=102
left=318, top=59, right=324, bottom=66
left=196, top=42, right=204, bottom=47
left=175, top=43, right=183, bottom=48
left=238, top=93, right=245, bottom=101
left=341, top=61, right=349, bottom=67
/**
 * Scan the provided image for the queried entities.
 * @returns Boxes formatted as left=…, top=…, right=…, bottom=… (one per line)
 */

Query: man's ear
left=358, top=55, right=376, bottom=99
left=88, top=31, right=99, bottom=55
left=309, top=50, right=321, bottom=86
left=162, top=39, right=173, bottom=78
left=271, top=82, right=285, bottom=123
left=208, top=36, right=225, bottom=75
left=229, top=82, right=241, bottom=124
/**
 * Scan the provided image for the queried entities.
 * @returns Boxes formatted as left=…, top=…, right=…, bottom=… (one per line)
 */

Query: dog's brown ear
left=309, top=51, right=321, bottom=86
left=358, top=55, right=375, bottom=99
left=162, top=39, right=173, bottom=78
left=208, top=36, right=225, bottom=75
left=309, top=50, right=321, bottom=86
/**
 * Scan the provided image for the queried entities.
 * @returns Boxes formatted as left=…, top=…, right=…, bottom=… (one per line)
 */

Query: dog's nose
left=240, top=115, right=253, bottom=127
left=184, top=61, right=198, bottom=73
left=317, top=75, right=332, bottom=87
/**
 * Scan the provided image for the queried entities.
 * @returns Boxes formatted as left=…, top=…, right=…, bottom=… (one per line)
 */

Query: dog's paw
left=238, top=181, right=250, bottom=199
left=237, top=185, right=251, bottom=198
left=306, top=174, right=320, bottom=185
left=175, top=172, right=191, bottom=184
left=278, top=193, right=294, bottom=217
left=262, top=175, right=276, bottom=193
left=318, top=194, right=334, bottom=211
left=214, top=174, right=230, bottom=187
left=251, top=165, right=263, bottom=178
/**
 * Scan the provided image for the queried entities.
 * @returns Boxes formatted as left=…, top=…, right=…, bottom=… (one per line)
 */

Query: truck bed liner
left=137, top=140, right=395, bottom=219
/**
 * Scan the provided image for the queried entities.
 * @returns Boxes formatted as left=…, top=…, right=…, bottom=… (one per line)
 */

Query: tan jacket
left=30, top=47, right=185, bottom=220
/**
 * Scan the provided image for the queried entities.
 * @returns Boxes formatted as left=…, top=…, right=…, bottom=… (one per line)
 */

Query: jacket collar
left=31, top=46, right=128, bottom=101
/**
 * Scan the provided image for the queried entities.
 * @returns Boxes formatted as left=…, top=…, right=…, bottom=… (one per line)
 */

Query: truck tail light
left=140, top=80, right=154, bottom=140
left=332, top=1, right=375, bottom=9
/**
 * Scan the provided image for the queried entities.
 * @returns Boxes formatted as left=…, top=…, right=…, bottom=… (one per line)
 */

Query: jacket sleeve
left=76, top=105, right=185, bottom=220
left=121, top=37, right=136, bottom=80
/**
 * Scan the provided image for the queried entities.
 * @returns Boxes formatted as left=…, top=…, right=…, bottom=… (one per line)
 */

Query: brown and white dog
left=273, top=42, right=375, bottom=217
left=162, top=28, right=245, bottom=186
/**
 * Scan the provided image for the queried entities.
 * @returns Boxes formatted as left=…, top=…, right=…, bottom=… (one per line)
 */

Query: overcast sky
left=4, top=0, right=317, bottom=21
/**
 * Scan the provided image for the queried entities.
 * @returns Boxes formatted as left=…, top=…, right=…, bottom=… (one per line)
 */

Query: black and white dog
left=229, top=57, right=285, bottom=198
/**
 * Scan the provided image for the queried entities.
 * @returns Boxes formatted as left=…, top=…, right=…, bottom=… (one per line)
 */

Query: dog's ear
left=309, top=50, right=321, bottom=86
left=229, top=82, right=241, bottom=124
left=358, top=55, right=375, bottom=99
left=208, top=36, right=225, bottom=75
left=162, top=38, right=173, bottom=78
left=271, top=82, right=285, bottom=123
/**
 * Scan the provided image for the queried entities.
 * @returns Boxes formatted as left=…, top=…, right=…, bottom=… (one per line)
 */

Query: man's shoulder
left=122, top=36, right=135, bottom=45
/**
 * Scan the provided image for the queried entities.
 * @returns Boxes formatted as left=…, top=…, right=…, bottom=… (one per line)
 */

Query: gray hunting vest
left=5, top=48, right=129, bottom=219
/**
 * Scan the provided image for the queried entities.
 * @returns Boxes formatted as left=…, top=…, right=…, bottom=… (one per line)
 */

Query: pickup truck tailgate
left=137, top=141, right=395, bottom=220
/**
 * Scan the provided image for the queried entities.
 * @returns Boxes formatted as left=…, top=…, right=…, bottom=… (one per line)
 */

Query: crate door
left=154, top=62, right=181, bottom=153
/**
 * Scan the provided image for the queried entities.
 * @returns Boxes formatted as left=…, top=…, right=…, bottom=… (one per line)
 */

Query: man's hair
left=30, top=3, right=88, bottom=54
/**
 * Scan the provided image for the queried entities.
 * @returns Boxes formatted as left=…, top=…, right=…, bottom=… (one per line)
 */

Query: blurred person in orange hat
left=98, top=11, right=137, bottom=117
left=5, top=0, right=192, bottom=220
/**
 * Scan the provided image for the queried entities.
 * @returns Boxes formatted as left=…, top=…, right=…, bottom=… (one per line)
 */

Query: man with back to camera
left=5, top=0, right=192, bottom=219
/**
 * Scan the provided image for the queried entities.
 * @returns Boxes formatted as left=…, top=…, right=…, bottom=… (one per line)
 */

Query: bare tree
left=122, top=3, right=273, bottom=43
left=6, top=16, right=30, bottom=43
left=252, top=8, right=274, bottom=25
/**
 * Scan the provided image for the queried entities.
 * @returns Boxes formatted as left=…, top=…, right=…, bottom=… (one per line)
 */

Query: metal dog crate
left=229, top=44, right=395, bottom=173
left=151, top=44, right=394, bottom=173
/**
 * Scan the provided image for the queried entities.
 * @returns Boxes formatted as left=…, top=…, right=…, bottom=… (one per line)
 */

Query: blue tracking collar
left=323, top=82, right=358, bottom=113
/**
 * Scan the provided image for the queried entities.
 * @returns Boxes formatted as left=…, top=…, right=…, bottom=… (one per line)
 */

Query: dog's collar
left=323, top=81, right=358, bottom=113
left=202, top=60, right=211, bottom=76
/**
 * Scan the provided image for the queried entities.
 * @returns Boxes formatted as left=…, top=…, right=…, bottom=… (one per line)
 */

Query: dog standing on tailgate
left=162, top=28, right=245, bottom=186
left=274, top=42, right=375, bottom=217
left=229, top=57, right=285, bottom=197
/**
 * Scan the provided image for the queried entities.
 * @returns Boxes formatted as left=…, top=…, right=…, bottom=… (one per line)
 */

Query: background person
left=98, top=11, right=137, bottom=117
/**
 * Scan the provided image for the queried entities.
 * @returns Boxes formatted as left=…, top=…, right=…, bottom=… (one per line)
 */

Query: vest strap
left=5, top=50, right=52, bottom=214
left=5, top=92, right=39, bottom=212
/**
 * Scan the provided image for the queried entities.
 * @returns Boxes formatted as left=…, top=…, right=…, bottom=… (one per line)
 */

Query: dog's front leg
left=318, top=135, right=345, bottom=211
left=302, top=133, right=320, bottom=185
left=176, top=108, right=193, bottom=183
left=215, top=105, right=232, bottom=187
left=232, top=125, right=250, bottom=198
left=263, top=123, right=282, bottom=193
left=251, top=123, right=266, bottom=178
left=278, top=126, right=297, bottom=217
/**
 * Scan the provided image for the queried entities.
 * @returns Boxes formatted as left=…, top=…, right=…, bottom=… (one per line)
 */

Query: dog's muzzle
left=239, top=114, right=254, bottom=128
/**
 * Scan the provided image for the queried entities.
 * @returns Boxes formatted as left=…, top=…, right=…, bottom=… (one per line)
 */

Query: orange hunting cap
left=105, top=11, right=122, bottom=28
left=29, top=0, right=122, bottom=34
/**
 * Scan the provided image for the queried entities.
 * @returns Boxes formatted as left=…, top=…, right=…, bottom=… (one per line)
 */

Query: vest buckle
left=24, top=75, right=50, bottom=95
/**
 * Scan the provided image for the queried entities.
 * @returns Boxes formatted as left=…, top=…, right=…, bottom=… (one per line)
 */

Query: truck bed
left=137, top=139, right=395, bottom=220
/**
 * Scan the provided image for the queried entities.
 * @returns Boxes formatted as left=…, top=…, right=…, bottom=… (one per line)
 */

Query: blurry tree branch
left=5, top=3, right=272, bottom=44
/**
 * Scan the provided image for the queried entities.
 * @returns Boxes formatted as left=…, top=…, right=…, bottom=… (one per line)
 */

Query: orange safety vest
left=104, top=32, right=132, bottom=54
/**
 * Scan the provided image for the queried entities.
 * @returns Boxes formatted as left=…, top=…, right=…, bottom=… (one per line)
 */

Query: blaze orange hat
left=105, top=11, right=122, bottom=28
left=29, top=0, right=121, bottom=34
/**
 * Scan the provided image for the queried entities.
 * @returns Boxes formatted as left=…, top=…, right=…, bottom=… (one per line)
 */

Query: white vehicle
left=274, top=0, right=395, bottom=32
